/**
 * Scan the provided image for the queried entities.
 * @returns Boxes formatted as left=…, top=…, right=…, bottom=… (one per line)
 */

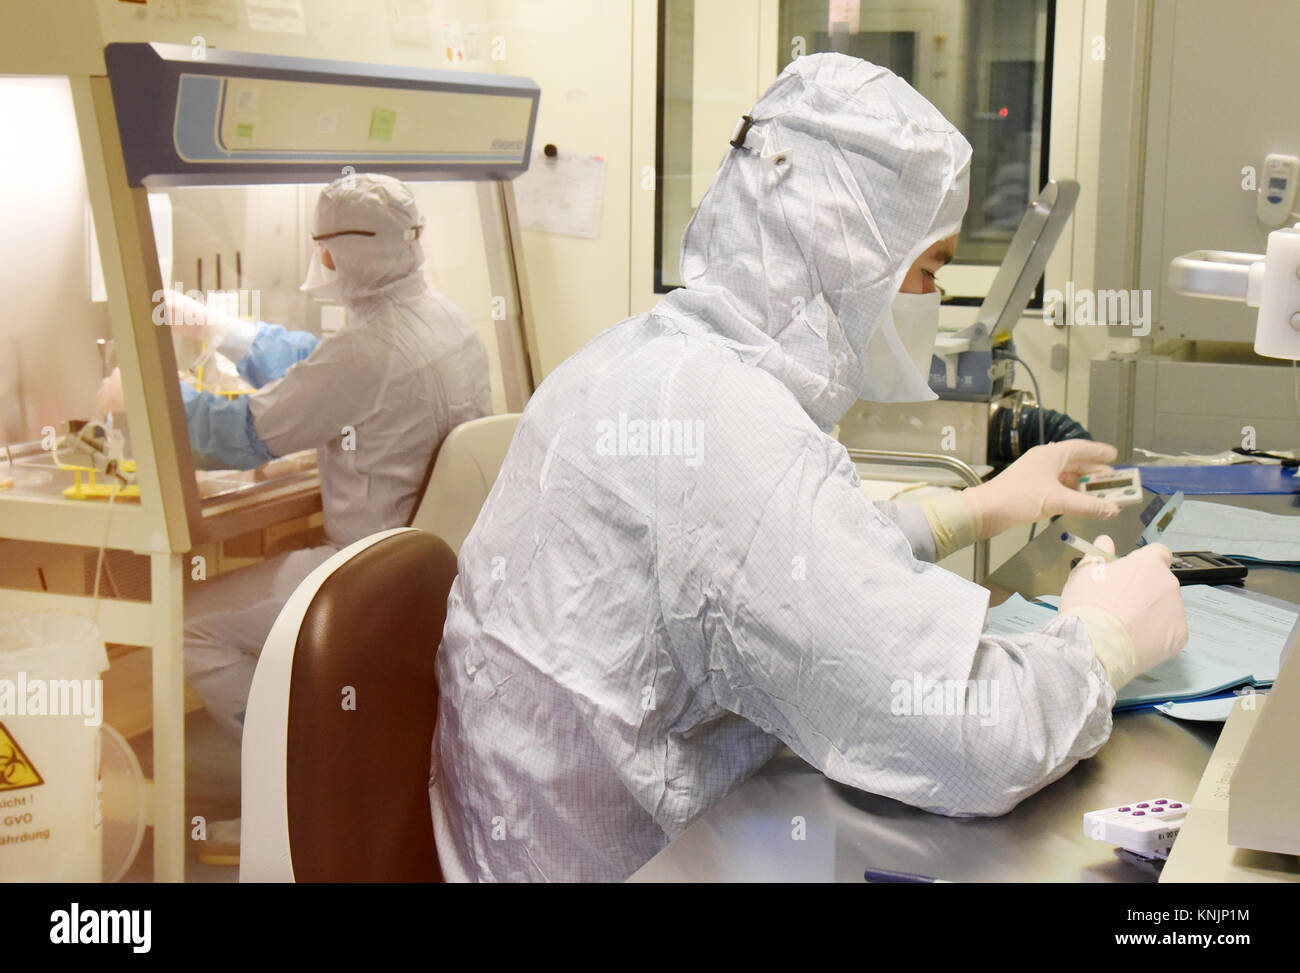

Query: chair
left=240, top=527, right=458, bottom=882
left=409, top=413, right=521, bottom=554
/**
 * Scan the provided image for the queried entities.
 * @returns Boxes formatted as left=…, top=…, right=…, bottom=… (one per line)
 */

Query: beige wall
left=486, top=0, right=636, bottom=376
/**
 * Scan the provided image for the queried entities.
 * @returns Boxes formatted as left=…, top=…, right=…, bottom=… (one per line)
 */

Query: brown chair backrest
left=284, top=529, right=457, bottom=881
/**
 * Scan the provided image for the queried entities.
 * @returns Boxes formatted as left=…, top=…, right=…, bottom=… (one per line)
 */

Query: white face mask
left=859, top=290, right=942, bottom=403
left=300, top=246, right=340, bottom=300
left=890, top=290, right=942, bottom=383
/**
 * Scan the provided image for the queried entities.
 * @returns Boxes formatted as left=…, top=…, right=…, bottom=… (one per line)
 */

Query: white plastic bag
left=0, top=611, right=109, bottom=881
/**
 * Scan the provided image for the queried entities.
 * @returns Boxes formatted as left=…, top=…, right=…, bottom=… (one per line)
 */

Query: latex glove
left=1058, top=535, right=1188, bottom=689
left=97, top=367, right=125, bottom=415
left=158, top=289, right=239, bottom=343
left=962, top=440, right=1122, bottom=539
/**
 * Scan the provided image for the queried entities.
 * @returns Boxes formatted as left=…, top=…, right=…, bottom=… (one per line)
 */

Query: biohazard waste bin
left=0, top=611, right=110, bottom=881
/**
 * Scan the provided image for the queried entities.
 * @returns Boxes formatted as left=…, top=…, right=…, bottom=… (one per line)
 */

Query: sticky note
left=368, top=107, right=397, bottom=142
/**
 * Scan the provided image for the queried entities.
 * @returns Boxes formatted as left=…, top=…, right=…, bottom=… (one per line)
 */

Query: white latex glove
left=97, top=367, right=125, bottom=415
left=158, top=288, right=239, bottom=342
left=1058, top=535, right=1188, bottom=689
left=962, top=440, right=1122, bottom=539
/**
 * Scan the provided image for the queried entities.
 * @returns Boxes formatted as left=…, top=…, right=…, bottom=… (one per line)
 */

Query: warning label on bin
left=0, top=722, right=43, bottom=791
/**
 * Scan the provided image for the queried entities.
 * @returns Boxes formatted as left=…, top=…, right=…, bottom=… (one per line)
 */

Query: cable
left=995, top=349, right=1047, bottom=542
left=54, top=427, right=122, bottom=617
left=100, top=556, right=121, bottom=599
left=1293, top=360, right=1300, bottom=442
left=92, top=485, right=118, bottom=625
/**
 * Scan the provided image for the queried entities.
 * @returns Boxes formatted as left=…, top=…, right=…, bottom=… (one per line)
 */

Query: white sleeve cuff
left=217, top=318, right=258, bottom=361
left=882, top=501, right=939, bottom=562
left=1062, top=605, right=1139, bottom=690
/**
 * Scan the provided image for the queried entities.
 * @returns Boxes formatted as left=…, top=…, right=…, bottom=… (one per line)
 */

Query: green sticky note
left=368, top=107, right=397, bottom=142
left=234, top=121, right=254, bottom=139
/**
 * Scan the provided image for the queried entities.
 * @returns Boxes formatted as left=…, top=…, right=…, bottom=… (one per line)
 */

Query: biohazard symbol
left=0, top=722, right=43, bottom=791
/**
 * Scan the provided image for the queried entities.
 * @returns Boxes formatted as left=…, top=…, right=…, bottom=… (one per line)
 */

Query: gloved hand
left=158, top=289, right=239, bottom=342
left=1058, top=535, right=1188, bottom=689
left=97, top=367, right=124, bottom=415
left=962, top=440, right=1122, bottom=539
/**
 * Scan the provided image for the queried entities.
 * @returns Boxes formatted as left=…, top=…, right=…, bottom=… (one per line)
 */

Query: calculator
left=1169, top=551, right=1248, bottom=586
left=1068, top=549, right=1248, bottom=585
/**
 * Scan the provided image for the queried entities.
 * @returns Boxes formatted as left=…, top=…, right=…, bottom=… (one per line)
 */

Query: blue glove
left=234, top=322, right=321, bottom=389
left=180, top=382, right=276, bottom=470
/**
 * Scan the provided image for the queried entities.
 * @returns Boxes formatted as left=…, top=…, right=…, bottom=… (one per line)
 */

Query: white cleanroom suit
left=431, top=54, right=1181, bottom=882
left=184, top=173, right=492, bottom=733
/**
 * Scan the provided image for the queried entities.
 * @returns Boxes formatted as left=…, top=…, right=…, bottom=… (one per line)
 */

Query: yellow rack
left=59, top=460, right=141, bottom=501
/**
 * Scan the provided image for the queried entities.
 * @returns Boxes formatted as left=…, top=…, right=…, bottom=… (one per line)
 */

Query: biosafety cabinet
left=0, top=4, right=540, bottom=881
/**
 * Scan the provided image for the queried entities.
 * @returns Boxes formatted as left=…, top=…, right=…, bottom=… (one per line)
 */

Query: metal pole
left=845, top=447, right=990, bottom=583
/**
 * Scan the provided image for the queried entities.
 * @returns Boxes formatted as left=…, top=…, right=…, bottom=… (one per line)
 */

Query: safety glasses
left=311, top=230, right=376, bottom=241
left=311, top=225, right=422, bottom=242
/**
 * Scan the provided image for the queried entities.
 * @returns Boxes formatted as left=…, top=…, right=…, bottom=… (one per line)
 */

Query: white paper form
left=245, top=0, right=307, bottom=33
left=1155, top=694, right=1266, bottom=722
left=1117, top=585, right=1298, bottom=707
left=988, top=587, right=1297, bottom=709
left=152, top=0, right=238, bottom=27
left=514, top=151, right=606, bottom=240
left=1148, top=499, right=1300, bottom=563
left=985, top=593, right=1060, bottom=635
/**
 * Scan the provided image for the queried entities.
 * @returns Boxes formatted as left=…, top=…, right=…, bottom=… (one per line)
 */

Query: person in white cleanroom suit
left=100, top=173, right=492, bottom=736
left=431, top=54, right=1188, bottom=882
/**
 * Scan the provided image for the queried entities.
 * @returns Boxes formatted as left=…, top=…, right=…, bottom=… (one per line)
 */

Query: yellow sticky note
left=368, top=107, right=397, bottom=142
